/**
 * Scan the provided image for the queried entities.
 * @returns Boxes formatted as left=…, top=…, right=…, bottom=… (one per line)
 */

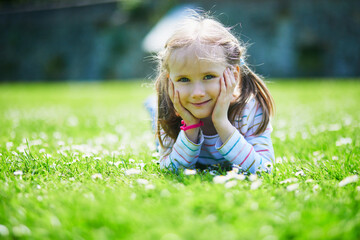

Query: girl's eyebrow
left=174, top=74, right=189, bottom=79
left=202, top=71, right=219, bottom=75
left=173, top=71, right=220, bottom=79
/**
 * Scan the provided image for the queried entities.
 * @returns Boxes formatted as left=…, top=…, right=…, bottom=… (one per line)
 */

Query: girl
left=154, top=14, right=275, bottom=174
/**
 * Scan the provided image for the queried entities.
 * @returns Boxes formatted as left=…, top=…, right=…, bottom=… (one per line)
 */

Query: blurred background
left=1, top=0, right=359, bottom=82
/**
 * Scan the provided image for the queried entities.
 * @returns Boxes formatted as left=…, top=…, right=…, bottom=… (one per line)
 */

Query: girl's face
left=168, top=46, right=227, bottom=119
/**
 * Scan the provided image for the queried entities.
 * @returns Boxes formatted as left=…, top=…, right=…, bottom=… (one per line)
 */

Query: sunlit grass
left=0, top=79, right=359, bottom=239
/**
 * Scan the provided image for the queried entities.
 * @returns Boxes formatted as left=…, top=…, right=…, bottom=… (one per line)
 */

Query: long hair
left=155, top=13, right=275, bottom=147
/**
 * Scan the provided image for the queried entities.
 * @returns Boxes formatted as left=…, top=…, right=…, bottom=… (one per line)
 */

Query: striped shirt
left=159, top=97, right=275, bottom=174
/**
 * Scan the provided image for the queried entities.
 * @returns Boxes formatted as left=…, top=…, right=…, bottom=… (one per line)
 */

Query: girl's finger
left=173, top=90, right=181, bottom=116
left=174, top=90, right=184, bottom=112
left=175, top=91, right=188, bottom=116
left=220, top=76, right=226, bottom=96
left=173, top=95, right=181, bottom=115
left=169, top=80, right=175, bottom=102
left=224, top=68, right=231, bottom=90
left=168, top=79, right=172, bottom=96
left=176, top=90, right=182, bottom=107
left=223, top=70, right=227, bottom=88
left=173, top=88, right=179, bottom=107
left=229, top=67, right=236, bottom=86
left=176, top=90, right=187, bottom=110
left=226, top=67, right=236, bottom=90
left=171, top=81, right=175, bottom=99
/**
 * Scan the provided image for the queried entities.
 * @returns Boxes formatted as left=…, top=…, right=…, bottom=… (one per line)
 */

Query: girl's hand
left=212, top=67, right=237, bottom=125
left=168, top=79, right=199, bottom=126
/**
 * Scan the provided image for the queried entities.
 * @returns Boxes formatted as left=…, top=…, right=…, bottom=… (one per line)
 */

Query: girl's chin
left=187, top=106, right=214, bottom=119
left=191, top=112, right=212, bottom=120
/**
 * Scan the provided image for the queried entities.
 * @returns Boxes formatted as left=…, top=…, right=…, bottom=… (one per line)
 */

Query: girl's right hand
left=168, top=79, right=199, bottom=126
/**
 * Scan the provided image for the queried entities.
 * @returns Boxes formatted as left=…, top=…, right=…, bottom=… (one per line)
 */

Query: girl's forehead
left=168, top=44, right=226, bottom=70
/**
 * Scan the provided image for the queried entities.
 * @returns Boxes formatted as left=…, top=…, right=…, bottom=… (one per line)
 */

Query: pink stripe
left=176, top=143, right=197, bottom=158
left=173, top=147, right=190, bottom=163
left=230, top=144, right=246, bottom=162
left=240, top=147, right=253, bottom=166
left=203, top=148, right=220, bottom=155
left=204, top=143, right=215, bottom=147
left=256, top=149, right=269, bottom=153
left=160, top=155, right=169, bottom=163
left=255, top=103, right=260, bottom=113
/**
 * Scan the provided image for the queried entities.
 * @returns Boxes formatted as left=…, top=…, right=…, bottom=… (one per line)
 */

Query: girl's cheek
left=173, top=83, right=181, bottom=92
left=211, top=80, right=221, bottom=93
left=174, top=86, right=187, bottom=100
left=179, top=84, right=191, bottom=92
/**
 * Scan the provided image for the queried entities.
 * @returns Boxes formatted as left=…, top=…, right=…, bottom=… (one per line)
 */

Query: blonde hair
left=155, top=13, right=275, bottom=147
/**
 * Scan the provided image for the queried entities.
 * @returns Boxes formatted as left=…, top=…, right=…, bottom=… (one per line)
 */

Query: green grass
left=0, top=79, right=359, bottom=240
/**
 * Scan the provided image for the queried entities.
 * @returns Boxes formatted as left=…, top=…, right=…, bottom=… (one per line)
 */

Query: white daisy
left=91, top=173, right=103, bottom=180
left=339, top=175, right=358, bottom=187
left=286, top=183, right=299, bottom=192
left=184, top=169, right=197, bottom=175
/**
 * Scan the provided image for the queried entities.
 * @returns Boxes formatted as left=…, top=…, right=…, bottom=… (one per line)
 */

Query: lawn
left=0, top=79, right=359, bottom=240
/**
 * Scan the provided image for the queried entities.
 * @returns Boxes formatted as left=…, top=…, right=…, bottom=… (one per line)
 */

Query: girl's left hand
left=212, top=67, right=237, bottom=125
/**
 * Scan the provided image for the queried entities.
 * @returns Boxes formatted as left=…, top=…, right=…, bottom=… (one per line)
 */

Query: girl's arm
left=215, top=99, right=275, bottom=173
left=211, top=68, right=274, bottom=173
left=160, top=77, right=204, bottom=171
left=159, top=128, right=204, bottom=171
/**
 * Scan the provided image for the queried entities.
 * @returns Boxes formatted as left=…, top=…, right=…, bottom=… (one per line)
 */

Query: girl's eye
left=204, top=75, right=215, bottom=80
left=177, top=77, right=190, bottom=82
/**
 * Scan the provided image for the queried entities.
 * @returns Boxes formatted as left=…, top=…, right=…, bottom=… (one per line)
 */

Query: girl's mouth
left=191, top=100, right=211, bottom=107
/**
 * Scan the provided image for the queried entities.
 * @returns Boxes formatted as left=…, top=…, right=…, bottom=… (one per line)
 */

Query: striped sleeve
left=159, top=129, right=204, bottom=171
left=215, top=100, right=275, bottom=174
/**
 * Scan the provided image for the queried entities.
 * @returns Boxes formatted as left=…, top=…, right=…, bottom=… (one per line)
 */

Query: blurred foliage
left=119, top=0, right=178, bottom=23
left=0, top=0, right=73, bottom=8
left=2, top=0, right=357, bottom=80
left=120, top=0, right=145, bottom=11
left=0, top=0, right=178, bottom=81
left=0, top=0, right=178, bottom=23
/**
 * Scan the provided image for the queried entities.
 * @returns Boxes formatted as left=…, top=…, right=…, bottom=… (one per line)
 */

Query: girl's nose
left=191, top=82, right=206, bottom=99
